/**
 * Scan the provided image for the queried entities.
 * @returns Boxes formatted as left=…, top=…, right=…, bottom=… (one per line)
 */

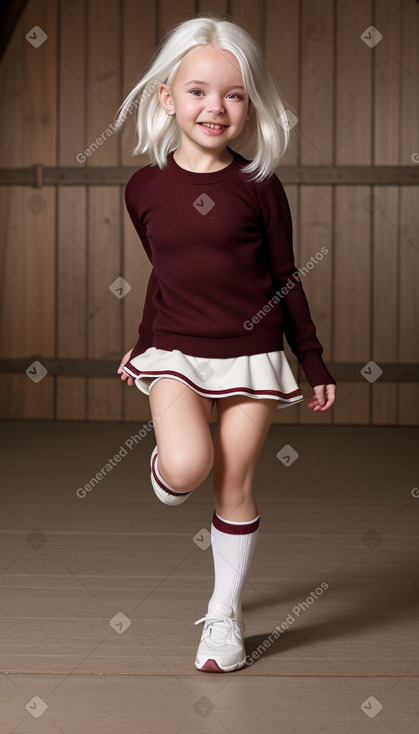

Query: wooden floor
left=1, top=420, right=418, bottom=733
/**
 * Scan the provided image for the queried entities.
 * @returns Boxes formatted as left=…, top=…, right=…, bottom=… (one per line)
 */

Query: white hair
left=116, top=16, right=291, bottom=181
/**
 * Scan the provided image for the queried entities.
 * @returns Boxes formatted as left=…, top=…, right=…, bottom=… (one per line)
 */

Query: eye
left=189, top=89, right=204, bottom=96
left=227, top=93, right=242, bottom=100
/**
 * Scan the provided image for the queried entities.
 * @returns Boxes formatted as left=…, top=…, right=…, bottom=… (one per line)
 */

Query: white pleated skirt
left=123, top=347, right=304, bottom=408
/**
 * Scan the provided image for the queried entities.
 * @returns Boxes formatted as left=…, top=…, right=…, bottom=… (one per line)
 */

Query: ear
left=159, top=83, right=175, bottom=115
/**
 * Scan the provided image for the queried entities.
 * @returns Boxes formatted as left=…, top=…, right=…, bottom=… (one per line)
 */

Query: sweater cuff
left=299, top=352, right=336, bottom=388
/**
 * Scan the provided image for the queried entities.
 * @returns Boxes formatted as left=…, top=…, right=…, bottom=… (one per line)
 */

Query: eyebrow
left=183, top=79, right=245, bottom=90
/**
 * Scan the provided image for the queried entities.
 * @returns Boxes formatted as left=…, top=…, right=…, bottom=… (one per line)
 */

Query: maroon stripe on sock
left=151, top=453, right=186, bottom=497
left=212, top=511, right=260, bottom=535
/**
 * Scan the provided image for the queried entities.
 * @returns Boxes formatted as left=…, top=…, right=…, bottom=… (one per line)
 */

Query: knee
left=159, top=444, right=214, bottom=492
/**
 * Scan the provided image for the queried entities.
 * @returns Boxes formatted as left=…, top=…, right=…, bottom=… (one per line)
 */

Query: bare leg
left=212, top=396, right=278, bottom=521
left=148, top=378, right=214, bottom=493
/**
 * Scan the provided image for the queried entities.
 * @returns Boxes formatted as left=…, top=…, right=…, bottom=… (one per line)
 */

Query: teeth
left=201, top=123, right=224, bottom=130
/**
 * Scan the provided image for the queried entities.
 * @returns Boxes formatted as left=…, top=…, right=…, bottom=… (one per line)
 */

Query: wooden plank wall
left=0, top=0, right=418, bottom=424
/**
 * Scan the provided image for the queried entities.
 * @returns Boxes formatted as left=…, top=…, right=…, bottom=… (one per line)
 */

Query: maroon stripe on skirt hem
left=123, top=364, right=302, bottom=401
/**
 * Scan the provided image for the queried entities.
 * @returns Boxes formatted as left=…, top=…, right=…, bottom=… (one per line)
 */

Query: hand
left=307, top=384, right=336, bottom=411
left=117, top=349, right=135, bottom=387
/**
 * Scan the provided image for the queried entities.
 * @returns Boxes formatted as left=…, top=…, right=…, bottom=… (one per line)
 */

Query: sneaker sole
left=195, top=657, right=247, bottom=673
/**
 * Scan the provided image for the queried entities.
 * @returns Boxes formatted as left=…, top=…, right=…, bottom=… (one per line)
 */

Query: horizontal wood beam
left=0, top=165, right=418, bottom=187
left=1, top=359, right=418, bottom=381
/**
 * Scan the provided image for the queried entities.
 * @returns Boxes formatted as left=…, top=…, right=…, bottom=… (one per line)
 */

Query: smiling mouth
left=198, top=122, right=228, bottom=130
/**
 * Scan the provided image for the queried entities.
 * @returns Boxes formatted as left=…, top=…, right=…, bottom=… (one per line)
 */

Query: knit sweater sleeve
left=256, top=174, right=336, bottom=388
left=125, top=180, right=156, bottom=358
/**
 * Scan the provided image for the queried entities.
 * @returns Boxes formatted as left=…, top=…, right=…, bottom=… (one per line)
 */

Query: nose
left=205, top=95, right=225, bottom=115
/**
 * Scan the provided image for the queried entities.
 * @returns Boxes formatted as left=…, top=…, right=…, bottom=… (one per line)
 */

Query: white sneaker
left=194, top=601, right=247, bottom=673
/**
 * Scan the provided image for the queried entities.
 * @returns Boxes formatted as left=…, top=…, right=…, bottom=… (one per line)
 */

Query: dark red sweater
left=124, top=148, right=336, bottom=388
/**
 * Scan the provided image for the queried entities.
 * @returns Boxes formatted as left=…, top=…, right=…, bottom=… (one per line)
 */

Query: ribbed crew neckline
left=166, top=147, right=242, bottom=183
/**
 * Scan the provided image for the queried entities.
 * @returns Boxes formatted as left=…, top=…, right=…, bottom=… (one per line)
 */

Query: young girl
left=116, top=15, right=336, bottom=673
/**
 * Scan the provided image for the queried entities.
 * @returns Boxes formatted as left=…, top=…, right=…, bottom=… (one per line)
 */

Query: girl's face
left=160, top=44, right=250, bottom=157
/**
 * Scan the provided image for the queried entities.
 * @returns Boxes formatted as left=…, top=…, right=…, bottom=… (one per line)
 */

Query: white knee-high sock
left=208, top=511, right=260, bottom=624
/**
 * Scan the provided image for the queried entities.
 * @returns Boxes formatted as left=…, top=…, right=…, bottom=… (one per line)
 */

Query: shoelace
left=194, top=613, right=242, bottom=644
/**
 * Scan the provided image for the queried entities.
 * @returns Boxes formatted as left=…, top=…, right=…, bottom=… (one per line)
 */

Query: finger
left=320, top=394, right=336, bottom=410
left=307, top=402, right=322, bottom=412
left=120, top=372, right=134, bottom=385
left=307, top=399, right=319, bottom=409
left=307, top=395, right=320, bottom=405
left=313, top=388, right=326, bottom=407
left=317, top=386, right=336, bottom=411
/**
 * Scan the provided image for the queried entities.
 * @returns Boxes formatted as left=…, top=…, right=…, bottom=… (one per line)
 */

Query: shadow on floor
left=243, top=560, right=419, bottom=666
